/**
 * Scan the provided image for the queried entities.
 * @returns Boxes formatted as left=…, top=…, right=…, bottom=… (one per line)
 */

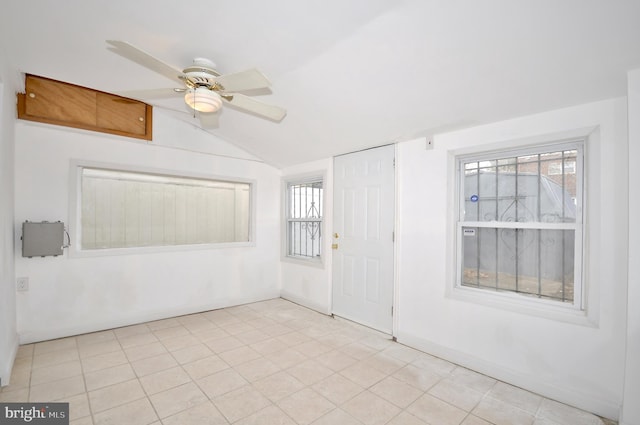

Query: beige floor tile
left=2, top=367, right=31, bottom=392
left=488, top=382, right=543, bottom=414
left=339, top=342, right=379, bottom=360
left=406, top=393, right=468, bottom=425
left=88, top=379, right=146, bottom=413
left=153, top=325, right=190, bottom=341
left=70, top=417, right=94, bottom=425
left=363, top=352, right=407, bottom=375
left=171, top=343, right=213, bottom=364
left=34, top=337, right=77, bottom=356
left=537, top=398, right=605, bottom=425
left=146, top=317, right=181, bottom=331
left=78, top=340, right=122, bottom=359
left=295, top=340, right=334, bottom=358
left=81, top=350, right=128, bottom=373
left=311, top=408, right=364, bottom=425
left=30, top=360, right=83, bottom=386
left=234, top=356, right=280, bottom=382
left=32, top=348, right=80, bottom=369
left=149, top=382, right=207, bottom=418
left=370, top=376, right=424, bottom=408
left=382, top=345, right=424, bottom=363
left=411, top=353, right=456, bottom=377
left=386, top=411, right=429, bottom=425
left=162, top=400, right=228, bottom=425
left=276, top=331, right=313, bottom=347
left=315, top=349, right=358, bottom=372
left=197, top=368, right=248, bottom=399
left=213, top=386, right=272, bottom=423
left=278, top=388, right=335, bottom=425
left=264, top=347, right=308, bottom=369
left=340, top=362, right=388, bottom=388
left=449, top=367, right=497, bottom=394
left=182, top=355, right=229, bottom=380
left=342, top=390, right=401, bottom=425
left=472, top=396, right=535, bottom=425
left=462, top=415, right=494, bottom=425
left=205, top=336, right=246, bottom=354
left=59, top=392, right=91, bottom=421
left=428, top=378, right=485, bottom=411
left=234, top=404, right=296, bottom=425
left=193, top=327, right=230, bottom=342
left=16, top=344, right=35, bottom=359
left=261, top=324, right=295, bottom=337
left=93, top=396, right=158, bottom=425
left=218, top=346, right=261, bottom=366
left=161, top=334, right=200, bottom=352
left=0, top=388, right=29, bottom=402
left=113, top=323, right=150, bottom=339
left=359, top=335, right=395, bottom=352
left=236, top=329, right=271, bottom=345
left=124, top=341, right=167, bottom=362
left=250, top=337, right=289, bottom=355
left=30, top=375, right=85, bottom=402
left=253, top=371, right=306, bottom=402
left=130, top=352, right=178, bottom=377
left=223, top=321, right=256, bottom=336
left=392, top=364, right=442, bottom=392
left=139, top=366, right=191, bottom=395
left=312, top=373, right=364, bottom=405
left=117, top=332, right=159, bottom=349
left=85, top=363, right=136, bottom=391
left=76, top=330, right=116, bottom=347
left=288, top=359, right=334, bottom=386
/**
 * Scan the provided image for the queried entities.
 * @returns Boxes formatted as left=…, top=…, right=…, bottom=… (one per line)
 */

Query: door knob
left=332, top=243, right=339, bottom=250
left=333, top=233, right=339, bottom=239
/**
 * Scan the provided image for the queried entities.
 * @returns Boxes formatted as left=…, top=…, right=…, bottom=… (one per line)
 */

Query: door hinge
left=393, top=157, right=396, bottom=168
left=392, top=231, right=395, bottom=242
left=391, top=306, right=394, bottom=316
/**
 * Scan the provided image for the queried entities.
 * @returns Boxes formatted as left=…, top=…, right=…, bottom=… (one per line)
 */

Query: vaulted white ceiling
left=2, top=0, right=639, bottom=167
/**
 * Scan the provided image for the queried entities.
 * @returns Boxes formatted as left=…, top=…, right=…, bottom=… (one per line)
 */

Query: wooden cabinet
left=18, top=74, right=152, bottom=141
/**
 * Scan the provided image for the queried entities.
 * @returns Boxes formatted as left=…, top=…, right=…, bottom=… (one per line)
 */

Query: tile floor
left=0, top=298, right=613, bottom=425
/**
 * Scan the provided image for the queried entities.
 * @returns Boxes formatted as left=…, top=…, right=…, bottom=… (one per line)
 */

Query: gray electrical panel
left=22, top=221, right=65, bottom=257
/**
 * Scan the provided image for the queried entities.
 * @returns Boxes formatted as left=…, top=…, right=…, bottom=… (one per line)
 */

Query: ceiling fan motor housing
left=181, top=58, right=221, bottom=89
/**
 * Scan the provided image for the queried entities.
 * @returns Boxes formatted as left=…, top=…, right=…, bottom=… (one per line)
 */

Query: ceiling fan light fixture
left=184, top=87, right=222, bottom=113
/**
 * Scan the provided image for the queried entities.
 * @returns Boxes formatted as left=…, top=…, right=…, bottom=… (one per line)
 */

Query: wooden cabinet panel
left=18, top=74, right=152, bottom=141
left=24, top=75, right=97, bottom=126
left=96, top=93, right=147, bottom=135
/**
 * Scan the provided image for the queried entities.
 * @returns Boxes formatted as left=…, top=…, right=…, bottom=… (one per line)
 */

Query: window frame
left=454, top=140, right=585, bottom=312
left=68, top=160, right=256, bottom=257
left=282, top=173, right=325, bottom=267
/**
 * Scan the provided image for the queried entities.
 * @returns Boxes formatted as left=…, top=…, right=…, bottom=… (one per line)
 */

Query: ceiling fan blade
left=215, top=68, right=271, bottom=92
left=115, top=88, right=184, bottom=100
left=106, top=40, right=184, bottom=84
left=223, top=93, right=286, bottom=122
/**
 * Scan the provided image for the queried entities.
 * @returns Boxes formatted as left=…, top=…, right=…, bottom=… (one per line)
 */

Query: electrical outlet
left=17, top=277, right=29, bottom=292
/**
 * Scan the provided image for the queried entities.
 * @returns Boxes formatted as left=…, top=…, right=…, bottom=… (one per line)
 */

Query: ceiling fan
left=106, top=40, right=286, bottom=124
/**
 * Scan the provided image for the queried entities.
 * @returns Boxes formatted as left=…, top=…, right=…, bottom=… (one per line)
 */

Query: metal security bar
left=287, top=180, right=323, bottom=259
left=459, top=145, right=582, bottom=305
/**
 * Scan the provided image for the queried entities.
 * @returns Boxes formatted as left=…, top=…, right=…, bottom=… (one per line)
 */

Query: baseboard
left=280, top=290, right=330, bottom=316
left=396, top=331, right=620, bottom=421
left=0, top=332, right=19, bottom=387
left=18, top=290, right=281, bottom=344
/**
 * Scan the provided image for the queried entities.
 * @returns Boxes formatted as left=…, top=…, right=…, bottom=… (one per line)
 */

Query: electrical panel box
left=22, top=221, right=64, bottom=257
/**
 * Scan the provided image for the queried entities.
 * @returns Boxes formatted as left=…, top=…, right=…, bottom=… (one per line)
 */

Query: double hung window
left=286, top=179, right=323, bottom=260
left=457, top=142, right=584, bottom=307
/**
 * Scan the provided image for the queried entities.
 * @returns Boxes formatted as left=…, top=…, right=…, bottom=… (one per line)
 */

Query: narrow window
left=80, top=167, right=251, bottom=249
left=286, top=179, right=323, bottom=260
left=457, top=142, right=583, bottom=308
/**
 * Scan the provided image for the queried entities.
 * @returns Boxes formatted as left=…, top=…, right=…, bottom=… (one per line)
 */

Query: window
left=286, top=179, right=323, bottom=260
left=457, top=142, right=583, bottom=307
left=80, top=167, right=251, bottom=249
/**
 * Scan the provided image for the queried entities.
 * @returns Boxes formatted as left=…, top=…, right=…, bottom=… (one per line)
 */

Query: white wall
left=0, top=64, right=18, bottom=385
left=280, top=158, right=333, bottom=314
left=14, top=118, right=282, bottom=343
left=396, top=98, right=628, bottom=419
left=622, top=69, right=640, bottom=425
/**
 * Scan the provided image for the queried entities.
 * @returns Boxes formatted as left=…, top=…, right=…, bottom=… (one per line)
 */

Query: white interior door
left=332, top=145, right=395, bottom=333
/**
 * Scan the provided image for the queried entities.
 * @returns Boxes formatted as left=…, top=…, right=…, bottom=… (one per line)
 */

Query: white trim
left=281, top=171, right=326, bottom=268
left=68, top=159, right=257, bottom=258
left=396, top=330, right=619, bottom=421
left=0, top=335, right=18, bottom=387
left=451, top=138, right=587, bottom=316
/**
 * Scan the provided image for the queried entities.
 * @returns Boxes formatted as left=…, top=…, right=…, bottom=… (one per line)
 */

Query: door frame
left=329, top=144, right=399, bottom=337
